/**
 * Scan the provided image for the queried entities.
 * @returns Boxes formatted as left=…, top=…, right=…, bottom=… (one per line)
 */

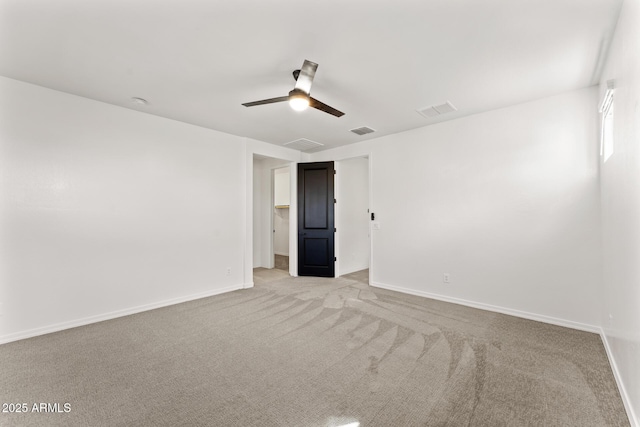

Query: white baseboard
left=0, top=284, right=245, bottom=345
left=600, top=330, right=640, bottom=427
left=370, top=281, right=600, bottom=333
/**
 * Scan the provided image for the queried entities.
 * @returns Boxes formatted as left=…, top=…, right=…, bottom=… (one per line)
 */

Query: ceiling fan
left=242, top=59, right=345, bottom=117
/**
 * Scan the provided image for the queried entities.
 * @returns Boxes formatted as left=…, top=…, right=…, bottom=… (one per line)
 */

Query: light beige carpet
left=0, top=269, right=630, bottom=426
left=274, top=255, right=289, bottom=271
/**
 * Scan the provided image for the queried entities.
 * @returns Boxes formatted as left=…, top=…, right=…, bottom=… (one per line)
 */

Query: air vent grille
left=417, top=101, right=457, bottom=118
left=350, top=126, right=376, bottom=136
left=417, top=106, right=440, bottom=117
left=283, top=138, right=324, bottom=152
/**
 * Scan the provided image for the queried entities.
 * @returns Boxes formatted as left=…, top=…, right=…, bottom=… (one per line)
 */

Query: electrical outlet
left=226, top=268, right=231, bottom=276
left=443, top=273, right=450, bottom=284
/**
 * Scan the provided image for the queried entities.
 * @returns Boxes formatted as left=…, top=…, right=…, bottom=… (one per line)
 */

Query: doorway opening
left=335, top=156, right=370, bottom=284
left=252, top=155, right=371, bottom=285
left=252, top=155, right=293, bottom=284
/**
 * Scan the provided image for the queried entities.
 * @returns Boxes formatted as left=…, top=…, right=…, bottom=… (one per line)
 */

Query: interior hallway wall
left=252, top=158, right=265, bottom=268
left=336, top=157, right=369, bottom=276
left=273, top=167, right=290, bottom=257
left=598, top=0, right=640, bottom=423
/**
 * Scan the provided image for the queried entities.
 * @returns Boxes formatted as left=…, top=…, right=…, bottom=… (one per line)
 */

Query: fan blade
left=309, top=97, right=345, bottom=117
left=242, top=96, right=289, bottom=107
left=294, top=60, right=318, bottom=95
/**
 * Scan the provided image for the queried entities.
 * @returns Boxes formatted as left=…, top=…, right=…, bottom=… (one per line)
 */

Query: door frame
left=250, top=154, right=297, bottom=282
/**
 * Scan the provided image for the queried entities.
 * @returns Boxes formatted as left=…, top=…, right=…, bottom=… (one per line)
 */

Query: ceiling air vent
left=350, top=126, right=376, bottom=136
left=283, top=138, right=324, bottom=152
left=417, top=101, right=457, bottom=118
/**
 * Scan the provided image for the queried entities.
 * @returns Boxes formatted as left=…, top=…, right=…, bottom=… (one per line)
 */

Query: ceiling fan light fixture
left=242, top=60, right=343, bottom=117
left=289, top=91, right=309, bottom=111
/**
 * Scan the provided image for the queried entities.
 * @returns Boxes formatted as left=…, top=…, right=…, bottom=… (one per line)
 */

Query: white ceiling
left=0, top=0, right=622, bottom=152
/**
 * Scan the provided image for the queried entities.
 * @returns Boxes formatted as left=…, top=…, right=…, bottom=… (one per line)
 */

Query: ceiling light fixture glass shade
left=289, top=91, right=309, bottom=111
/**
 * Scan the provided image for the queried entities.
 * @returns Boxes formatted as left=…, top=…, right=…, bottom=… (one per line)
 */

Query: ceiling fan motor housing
left=289, top=89, right=308, bottom=100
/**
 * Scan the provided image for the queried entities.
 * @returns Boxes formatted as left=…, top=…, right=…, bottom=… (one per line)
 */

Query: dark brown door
left=297, top=161, right=335, bottom=277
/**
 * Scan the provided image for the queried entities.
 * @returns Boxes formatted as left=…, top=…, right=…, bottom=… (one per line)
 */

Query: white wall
left=274, top=167, right=290, bottom=206
left=273, top=206, right=290, bottom=256
left=313, top=87, right=602, bottom=330
left=273, top=167, right=290, bottom=256
left=252, top=158, right=264, bottom=268
left=0, top=77, right=247, bottom=342
left=599, top=0, right=640, bottom=424
left=336, top=157, right=370, bottom=276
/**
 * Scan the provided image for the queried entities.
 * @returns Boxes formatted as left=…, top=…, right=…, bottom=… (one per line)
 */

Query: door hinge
left=334, top=257, right=337, bottom=261
left=334, top=170, right=336, bottom=174
left=334, top=198, right=337, bottom=203
left=334, top=228, right=337, bottom=232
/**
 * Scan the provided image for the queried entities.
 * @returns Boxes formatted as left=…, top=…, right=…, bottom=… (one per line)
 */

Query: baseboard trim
left=600, top=330, right=640, bottom=427
left=370, top=281, right=600, bottom=333
left=0, top=284, right=245, bottom=345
